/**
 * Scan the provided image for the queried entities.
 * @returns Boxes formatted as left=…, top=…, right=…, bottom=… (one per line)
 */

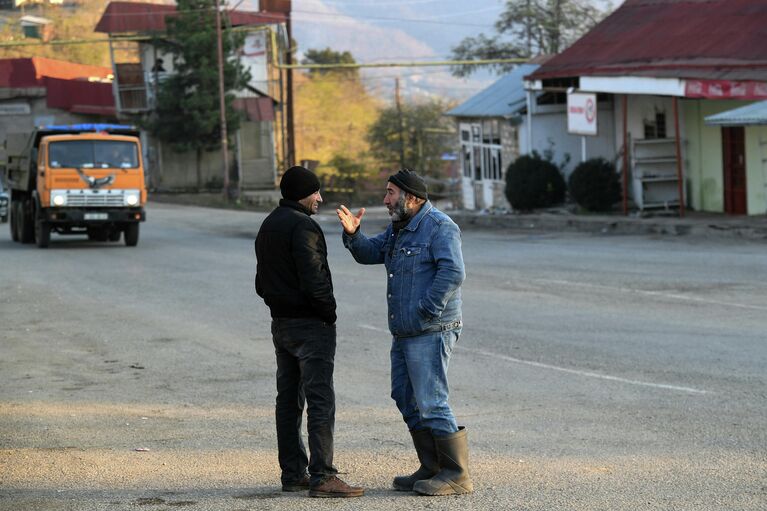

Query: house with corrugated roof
left=94, top=1, right=286, bottom=192
left=525, top=0, right=767, bottom=216
left=447, top=62, right=616, bottom=210
left=0, top=57, right=115, bottom=162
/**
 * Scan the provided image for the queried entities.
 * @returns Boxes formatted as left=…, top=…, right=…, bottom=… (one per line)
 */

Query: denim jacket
left=343, top=201, right=465, bottom=338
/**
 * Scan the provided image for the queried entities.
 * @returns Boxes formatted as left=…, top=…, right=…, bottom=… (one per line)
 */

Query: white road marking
left=358, top=324, right=709, bottom=395
left=540, top=278, right=767, bottom=312
left=359, top=324, right=389, bottom=334
left=457, top=346, right=709, bottom=394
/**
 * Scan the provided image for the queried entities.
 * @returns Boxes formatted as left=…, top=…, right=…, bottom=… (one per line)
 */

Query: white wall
left=139, top=35, right=270, bottom=98
left=140, top=44, right=176, bottom=77
left=520, top=102, right=616, bottom=177
left=611, top=95, right=677, bottom=149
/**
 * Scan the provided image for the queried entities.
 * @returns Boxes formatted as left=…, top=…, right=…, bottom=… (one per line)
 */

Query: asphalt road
left=1, top=202, right=765, bottom=511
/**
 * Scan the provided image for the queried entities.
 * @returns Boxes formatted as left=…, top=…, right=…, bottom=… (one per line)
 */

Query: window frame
left=459, top=121, right=504, bottom=183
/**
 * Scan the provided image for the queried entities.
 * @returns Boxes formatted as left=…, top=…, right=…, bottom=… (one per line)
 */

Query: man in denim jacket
left=337, top=169, right=473, bottom=496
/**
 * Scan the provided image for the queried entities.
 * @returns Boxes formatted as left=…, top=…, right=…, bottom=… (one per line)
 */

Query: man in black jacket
left=255, top=165, right=363, bottom=498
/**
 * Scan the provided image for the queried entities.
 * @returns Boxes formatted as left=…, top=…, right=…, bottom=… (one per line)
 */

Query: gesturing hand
left=336, top=205, right=366, bottom=235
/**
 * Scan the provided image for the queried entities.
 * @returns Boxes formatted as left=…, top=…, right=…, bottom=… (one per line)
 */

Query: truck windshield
left=49, top=140, right=139, bottom=169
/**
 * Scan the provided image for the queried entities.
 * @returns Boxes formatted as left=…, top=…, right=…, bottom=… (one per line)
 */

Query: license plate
left=84, top=213, right=108, bottom=220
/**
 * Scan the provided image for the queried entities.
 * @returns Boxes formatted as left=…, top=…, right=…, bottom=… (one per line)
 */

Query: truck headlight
left=125, top=193, right=140, bottom=206
left=51, top=192, right=66, bottom=206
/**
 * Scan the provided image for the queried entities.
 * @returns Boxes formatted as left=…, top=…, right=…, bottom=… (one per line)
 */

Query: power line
left=417, top=6, right=504, bottom=19
left=90, top=6, right=497, bottom=28
left=311, top=0, right=445, bottom=6
left=297, top=67, right=490, bottom=84
left=290, top=9, right=495, bottom=28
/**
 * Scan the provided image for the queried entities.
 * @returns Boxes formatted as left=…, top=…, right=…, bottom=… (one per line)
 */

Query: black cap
left=388, top=168, right=428, bottom=200
left=280, top=166, right=321, bottom=201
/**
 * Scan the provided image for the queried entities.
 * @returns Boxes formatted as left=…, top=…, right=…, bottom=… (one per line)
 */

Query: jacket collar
left=402, top=200, right=433, bottom=232
left=280, top=199, right=311, bottom=216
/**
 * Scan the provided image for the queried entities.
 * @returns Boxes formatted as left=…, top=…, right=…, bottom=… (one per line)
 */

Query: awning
left=705, top=100, right=767, bottom=126
left=554, top=76, right=767, bottom=100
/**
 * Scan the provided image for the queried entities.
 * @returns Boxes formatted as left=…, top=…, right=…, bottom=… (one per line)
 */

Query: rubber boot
left=392, top=428, right=439, bottom=491
left=413, top=427, right=473, bottom=496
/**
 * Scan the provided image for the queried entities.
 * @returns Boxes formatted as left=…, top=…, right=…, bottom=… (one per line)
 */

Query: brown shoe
left=282, top=474, right=310, bottom=492
left=308, top=476, right=364, bottom=498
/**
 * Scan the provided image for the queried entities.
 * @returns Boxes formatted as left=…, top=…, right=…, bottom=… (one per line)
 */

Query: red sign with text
left=685, top=80, right=767, bottom=100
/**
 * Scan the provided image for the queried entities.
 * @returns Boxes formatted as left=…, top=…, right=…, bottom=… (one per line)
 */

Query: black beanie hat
left=280, top=165, right=321, bottom=201
left=388, top=168, right=428, bottom=200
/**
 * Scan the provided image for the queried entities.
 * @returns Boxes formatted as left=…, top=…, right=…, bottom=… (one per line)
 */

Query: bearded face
left=389, top=192, right=413, bottom=222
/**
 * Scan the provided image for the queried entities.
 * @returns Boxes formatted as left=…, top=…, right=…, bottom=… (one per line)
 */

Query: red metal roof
left=95, top=1, right=287, bottom=34
left=0, top=57, right=112, bottom=88
left=527, top=0, right=767, bottom=82
left=0, top=58, right=115, bottom=117
left=45, top=77, right=116, bottom=117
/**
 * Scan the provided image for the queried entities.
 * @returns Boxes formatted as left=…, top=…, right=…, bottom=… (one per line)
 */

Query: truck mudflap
left=43, top=208, right=146, bottom=224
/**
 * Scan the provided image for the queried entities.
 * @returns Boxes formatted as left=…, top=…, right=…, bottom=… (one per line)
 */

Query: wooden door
left=722, top=127, right=747, bottom=214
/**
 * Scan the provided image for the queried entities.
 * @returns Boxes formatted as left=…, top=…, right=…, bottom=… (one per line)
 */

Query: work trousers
left=271, top=317, right=338, bottom=485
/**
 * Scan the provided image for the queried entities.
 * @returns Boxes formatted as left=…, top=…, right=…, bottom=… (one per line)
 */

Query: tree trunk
left=526, top=0, right=532, bottom=56
left=551, top=0, right=563, bottom=54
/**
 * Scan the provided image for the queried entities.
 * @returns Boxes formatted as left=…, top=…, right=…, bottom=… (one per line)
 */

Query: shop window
left=460, top=121, right=504, bottom=182
left=644, top=111, right=667, bottom=139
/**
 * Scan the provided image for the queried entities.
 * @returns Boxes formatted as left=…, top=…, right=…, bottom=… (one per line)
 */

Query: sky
left=237, top=0, right=619, bottom=103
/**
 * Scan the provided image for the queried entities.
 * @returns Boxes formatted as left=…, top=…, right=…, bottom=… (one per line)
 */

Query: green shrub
left=568, top=158, right=621, bottom=212
left=504, top=152, right=566, bottom=211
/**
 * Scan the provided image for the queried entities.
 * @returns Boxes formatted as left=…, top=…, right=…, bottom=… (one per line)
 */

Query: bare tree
left=451, top=0, right=610, bottom=77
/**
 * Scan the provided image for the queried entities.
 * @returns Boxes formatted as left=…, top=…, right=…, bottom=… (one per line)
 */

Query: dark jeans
left=271, top=317, right=338, bottom=485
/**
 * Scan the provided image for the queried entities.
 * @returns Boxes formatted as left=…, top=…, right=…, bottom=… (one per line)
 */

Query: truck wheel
left=10, top=202, right=20, bottom=242
left=124, top=223, right=139, bottom=247
left=35, top=220, right=50, bottom=248
left=19, top=199, right=35, bottom=244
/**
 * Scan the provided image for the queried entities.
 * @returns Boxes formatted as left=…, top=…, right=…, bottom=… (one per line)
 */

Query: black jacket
left=255, top=200, right=336, bottom=324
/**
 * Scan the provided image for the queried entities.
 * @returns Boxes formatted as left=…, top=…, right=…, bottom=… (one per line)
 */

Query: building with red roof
left=0, top=57, right=111, bottom=89
left=94, top=1, right=285, bottom=34
left=0, top=58, right=116, bottom=148
left=93, top=1, right=286, bottom=192
left=525, top=0, right=767, bottom=216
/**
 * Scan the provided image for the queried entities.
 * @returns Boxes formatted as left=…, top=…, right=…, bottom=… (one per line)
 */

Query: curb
left=449, top=211, right=767, bottom=241
left=146, top=194, right=767, bottom=242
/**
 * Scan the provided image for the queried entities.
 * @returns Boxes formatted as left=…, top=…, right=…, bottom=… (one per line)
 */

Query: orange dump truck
left=3, top=124, right=147, bottom=248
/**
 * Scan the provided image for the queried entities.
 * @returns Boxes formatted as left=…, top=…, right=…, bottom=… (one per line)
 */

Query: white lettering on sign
left=685, top=80, right=767, bottom=99
left=567, top=92, right=597, bottom=136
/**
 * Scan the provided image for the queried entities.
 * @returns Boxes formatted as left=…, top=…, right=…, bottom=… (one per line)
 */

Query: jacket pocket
left=400, top=246, right=422, bottom=274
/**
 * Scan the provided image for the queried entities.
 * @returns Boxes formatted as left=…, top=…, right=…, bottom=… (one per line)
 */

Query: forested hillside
left=293, top=68, right=381, bottom=174
left=0, top=1, right=118, bottom=66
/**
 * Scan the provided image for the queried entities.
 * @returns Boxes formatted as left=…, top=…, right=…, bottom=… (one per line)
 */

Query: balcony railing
left=115, top=63, right=148, bottom=112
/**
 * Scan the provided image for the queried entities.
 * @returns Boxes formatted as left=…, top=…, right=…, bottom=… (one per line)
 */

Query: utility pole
left=395, top=77, right=405, bottom=168
left=285, top=11, right=296, bottom=168
left=214, top=0, right=230, bottom=199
